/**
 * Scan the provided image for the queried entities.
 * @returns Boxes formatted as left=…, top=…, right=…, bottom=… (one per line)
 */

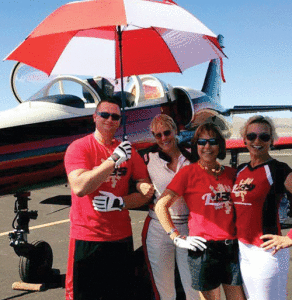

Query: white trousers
left=142, top=217, right=199, bottom=300
left=239, top=241, right=290, bottom=300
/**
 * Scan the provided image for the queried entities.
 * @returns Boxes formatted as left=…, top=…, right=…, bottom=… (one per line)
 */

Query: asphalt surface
left=1, top=151, right=292, bottom=299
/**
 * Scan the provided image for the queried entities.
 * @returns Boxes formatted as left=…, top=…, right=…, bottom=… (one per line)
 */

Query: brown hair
left=191, top=123, right=226, bottom=161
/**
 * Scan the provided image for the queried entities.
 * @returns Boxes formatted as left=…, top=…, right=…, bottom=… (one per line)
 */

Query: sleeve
left=166, top=165, right=189, bottom=196
left=131, top=149, right=149, bottom=181
left=273, top=161, right=292, bottom=193
left=272, top=161, right=292, bottom=239
left=64, top=139, right=91, bottom=175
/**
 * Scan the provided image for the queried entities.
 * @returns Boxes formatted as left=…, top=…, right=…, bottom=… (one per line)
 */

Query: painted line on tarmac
left=0, top=219, right=70, bottom=237
left=0, top=218, right=145, bottom=237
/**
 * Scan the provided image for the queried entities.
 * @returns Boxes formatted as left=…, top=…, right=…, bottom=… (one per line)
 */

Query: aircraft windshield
left=11, top=63, right=167, bottom=106
left=125, top=75, right=166, bottom=106
left=10, top=63, right=103, bottom=104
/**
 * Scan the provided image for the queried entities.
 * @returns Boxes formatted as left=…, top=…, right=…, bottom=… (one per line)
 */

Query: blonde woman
left=141, top=114, right=200, bottom=299
left=232, top=115, right=292, bottom=299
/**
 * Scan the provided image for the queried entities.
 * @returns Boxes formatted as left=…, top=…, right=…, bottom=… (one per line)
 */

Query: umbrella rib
left=151, top=27, right=182, bottom=74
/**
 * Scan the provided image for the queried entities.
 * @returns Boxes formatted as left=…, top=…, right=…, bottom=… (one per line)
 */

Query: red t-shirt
left=232, top=159, right=292, bottom=246
left=64, top=134, right=148, bottom=242
left=167, top=163, right=236, bottom=241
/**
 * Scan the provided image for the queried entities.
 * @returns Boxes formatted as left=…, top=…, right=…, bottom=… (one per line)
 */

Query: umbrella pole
left=117, top=25, right=127, bottom=141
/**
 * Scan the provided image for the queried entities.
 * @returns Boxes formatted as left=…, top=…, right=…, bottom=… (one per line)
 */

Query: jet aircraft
left=2, top=44, right=292, bottom=283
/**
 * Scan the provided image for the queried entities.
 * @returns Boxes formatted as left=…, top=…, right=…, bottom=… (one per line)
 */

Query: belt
left=207, top=239, right=236, bottom=246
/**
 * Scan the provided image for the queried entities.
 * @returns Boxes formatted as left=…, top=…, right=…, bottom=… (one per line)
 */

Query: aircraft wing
left=226, top=137, right=292, bottom=151
left=223, top=105, right=292, bottom=116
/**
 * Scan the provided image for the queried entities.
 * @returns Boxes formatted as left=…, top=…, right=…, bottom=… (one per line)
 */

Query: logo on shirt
left=232, top=178, right=255, bottom=203
left=95, top=159, right=128, bottom=188
left=202, top=184, right=232, bottom=214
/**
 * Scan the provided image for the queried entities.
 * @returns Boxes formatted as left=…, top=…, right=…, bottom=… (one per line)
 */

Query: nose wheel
left=9, top=193, right=54, bottom=283
left=19, top=240, right=53, bottom=283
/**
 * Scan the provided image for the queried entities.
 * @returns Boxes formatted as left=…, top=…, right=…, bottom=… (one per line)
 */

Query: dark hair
left=191, top=123, right=226, bottom=161
left=95, top=97, right=122, bottom=114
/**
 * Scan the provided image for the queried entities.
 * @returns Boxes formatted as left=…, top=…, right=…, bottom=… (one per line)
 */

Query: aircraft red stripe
left=0, top=133, right=87, bottom=155
left=226, top=137, right=292, bottom=150
left=0, top=152, right=64, bottom=170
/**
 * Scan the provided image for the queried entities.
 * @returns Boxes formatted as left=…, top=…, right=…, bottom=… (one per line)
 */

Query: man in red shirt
left=64, top=97, right=153, bottom=300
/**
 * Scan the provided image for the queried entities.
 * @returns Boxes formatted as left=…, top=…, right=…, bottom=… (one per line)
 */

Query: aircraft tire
left=19, top=240, right=53, bottom=283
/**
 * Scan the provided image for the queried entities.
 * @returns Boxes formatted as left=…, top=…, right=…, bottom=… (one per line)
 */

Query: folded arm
left=68, top=159, right=116, bottom=197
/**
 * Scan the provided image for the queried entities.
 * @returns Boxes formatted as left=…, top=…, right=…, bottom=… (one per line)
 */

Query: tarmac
left=1, top=151, right=292, bottom=300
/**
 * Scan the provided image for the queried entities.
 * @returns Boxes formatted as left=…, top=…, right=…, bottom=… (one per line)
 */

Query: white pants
left=239, top=241, right=290, bottom=300
left=142, top=217, right=199, bottom=300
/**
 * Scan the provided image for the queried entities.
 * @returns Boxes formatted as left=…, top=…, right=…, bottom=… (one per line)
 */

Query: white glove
left=173, top=235, right=207, bottom=252
left=109, top=141, right=132, bottom=167
left=92, top=191, right=125, bottom=212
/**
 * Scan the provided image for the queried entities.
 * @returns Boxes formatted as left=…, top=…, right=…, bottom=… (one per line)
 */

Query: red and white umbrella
left=5, top=0, right=225, bottom=79
left=5, top=0, right=226, bottom=140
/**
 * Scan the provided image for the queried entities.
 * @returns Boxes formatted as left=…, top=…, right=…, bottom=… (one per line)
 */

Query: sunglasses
left=152, top=130, right=172, bottom=139
left=197, top=138, right=219, bottom=146
left=246, top=132, right=271, bottom=142
left=96, top=112, right=121, bottom=121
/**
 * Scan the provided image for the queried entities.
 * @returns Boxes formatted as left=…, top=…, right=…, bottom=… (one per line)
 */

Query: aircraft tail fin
left=201, top=35, right=224, bottom=105
left=201, top=58, right=222, bottom=104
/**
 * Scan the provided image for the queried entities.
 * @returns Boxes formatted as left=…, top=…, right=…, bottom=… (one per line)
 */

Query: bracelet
left=167, top=228, right=178, bottom=235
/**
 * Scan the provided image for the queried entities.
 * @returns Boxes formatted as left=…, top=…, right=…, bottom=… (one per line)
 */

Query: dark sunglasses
left=246, top=132, right=271, bottom=142
left=197, top=138, right=219, bottom=146
left=96, top=112, right=121, bottom=121
left=152, top=130, right=172, bottom=139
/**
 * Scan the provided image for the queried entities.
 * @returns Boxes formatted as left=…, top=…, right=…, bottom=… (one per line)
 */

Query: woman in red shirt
left=232, top=115, right=292, bottom=299
left=155, top=123, right=246, bottom=300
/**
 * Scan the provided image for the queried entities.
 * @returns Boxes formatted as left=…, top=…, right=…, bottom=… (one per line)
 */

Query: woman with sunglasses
left=141, top=114, right=200, bottom=299
left=232, top=115, right=292, bottom=299
left=155, top=123, right=246, bottom=300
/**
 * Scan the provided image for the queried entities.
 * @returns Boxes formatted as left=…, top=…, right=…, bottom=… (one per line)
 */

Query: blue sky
left=0, top=0, right=291, bottom=117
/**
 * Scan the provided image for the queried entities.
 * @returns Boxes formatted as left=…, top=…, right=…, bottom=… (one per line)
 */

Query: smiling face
left=152, top=122, right=177, bottom=155
left=244, top=122, right=272, bottom=158
left=197, top=130, right=219, bottom=164
left=93, top=101, right=121, bottom=136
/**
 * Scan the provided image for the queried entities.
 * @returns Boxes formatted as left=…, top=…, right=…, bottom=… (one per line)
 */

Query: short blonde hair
left=240, top=115, right=278, bottom=142
left=150, top=114, right=177, bottom=133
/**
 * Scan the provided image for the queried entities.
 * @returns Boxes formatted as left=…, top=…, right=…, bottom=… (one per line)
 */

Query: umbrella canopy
left=5, top=0, right=225, bottom=78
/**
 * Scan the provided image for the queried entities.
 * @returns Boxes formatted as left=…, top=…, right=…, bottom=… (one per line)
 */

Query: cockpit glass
left=11, top=63, right=53, bottom=102
left=143, top=81, right=162, bottom=99
left=11, top=63, right=96, bottom=103
left=125, top=76, right=164, bottom=105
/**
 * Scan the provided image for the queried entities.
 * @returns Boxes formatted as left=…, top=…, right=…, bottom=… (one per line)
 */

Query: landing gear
left=8, top=192, right=54, bottom=283
left=19, top=240, right=53, bottom=283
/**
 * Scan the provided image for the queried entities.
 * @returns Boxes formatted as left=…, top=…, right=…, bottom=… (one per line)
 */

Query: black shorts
left=187, top=239, right=242, bottom=291
left=70, top=237, right=134, bottom=300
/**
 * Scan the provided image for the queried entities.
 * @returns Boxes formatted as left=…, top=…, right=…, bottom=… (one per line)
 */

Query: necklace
left=198, top=161, right=224, bottom=180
